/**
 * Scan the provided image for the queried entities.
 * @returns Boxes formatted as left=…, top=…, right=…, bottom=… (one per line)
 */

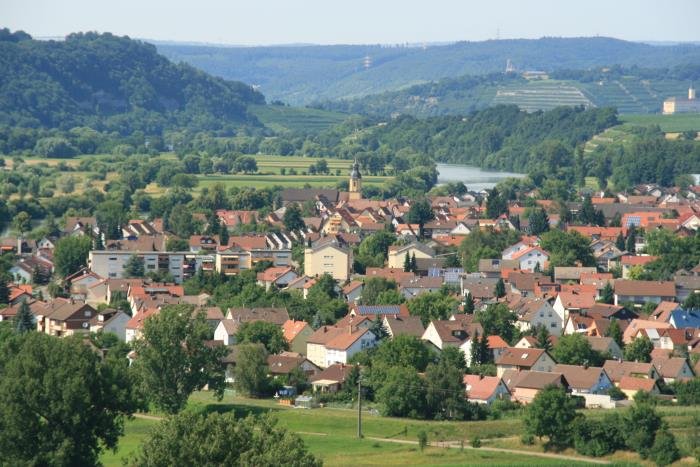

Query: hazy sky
left=3, top=0, right=699, bottom=45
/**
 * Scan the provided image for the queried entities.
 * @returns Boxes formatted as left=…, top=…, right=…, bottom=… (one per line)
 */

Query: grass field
left=620, top=114, right=700, bottom=133
left=100, top=391, right=700, bottom=466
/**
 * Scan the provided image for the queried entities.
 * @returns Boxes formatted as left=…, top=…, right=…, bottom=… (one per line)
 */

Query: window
left=84, top=310, right=91, bottom=317
left=550, top=323, right=556, bottom=328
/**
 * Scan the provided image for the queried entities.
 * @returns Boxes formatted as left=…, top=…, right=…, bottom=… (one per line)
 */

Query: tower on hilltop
left=349, top=159, right=362, bottom=200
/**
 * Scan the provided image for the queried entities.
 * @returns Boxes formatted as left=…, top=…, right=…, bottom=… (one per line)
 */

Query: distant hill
left=319, top=67, right=699, bottom=117
left=0, top=29, right=265, bottom=132
left=157, top=37, right=700, bottom=105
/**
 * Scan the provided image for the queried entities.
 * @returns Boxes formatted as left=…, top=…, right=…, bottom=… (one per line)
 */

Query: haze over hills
left=157, top=37, right=700, bottom=105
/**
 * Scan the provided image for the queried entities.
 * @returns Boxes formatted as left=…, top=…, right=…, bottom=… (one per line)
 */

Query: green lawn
left=620, top=113, right=700, bottom=133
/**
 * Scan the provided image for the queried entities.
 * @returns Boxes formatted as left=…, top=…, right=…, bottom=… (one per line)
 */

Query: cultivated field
left=620, top=114, right=700, bottom=133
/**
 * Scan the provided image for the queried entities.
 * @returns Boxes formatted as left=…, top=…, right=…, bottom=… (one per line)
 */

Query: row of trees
left=525, top=388, right=680, bottom=465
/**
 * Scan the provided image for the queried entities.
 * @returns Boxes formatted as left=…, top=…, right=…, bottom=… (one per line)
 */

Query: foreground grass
left=102, top=392, right=700, bottom=466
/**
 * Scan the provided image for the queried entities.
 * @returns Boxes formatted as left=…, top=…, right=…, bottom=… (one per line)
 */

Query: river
left=436, top=163, right=525, bottom=191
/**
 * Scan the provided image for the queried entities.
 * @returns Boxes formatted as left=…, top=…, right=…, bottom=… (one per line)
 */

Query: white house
left=510, top=246, right=549, bottom=272
left=214, top=319, right=239, bottom=346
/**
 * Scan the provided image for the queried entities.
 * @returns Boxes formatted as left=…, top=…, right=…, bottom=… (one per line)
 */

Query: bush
left=572, top=414, right=624, bottom=457
left=650, top=427, right=680, bottom=466
left=471, top=436, right=481, bottom=448
left=417, top=430, right=428, bottom=452
left=520, top=433, right=535, bottom=445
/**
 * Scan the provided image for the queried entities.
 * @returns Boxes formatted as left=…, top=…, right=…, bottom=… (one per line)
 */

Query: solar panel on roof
left=357, top=305, right=401, bottom=315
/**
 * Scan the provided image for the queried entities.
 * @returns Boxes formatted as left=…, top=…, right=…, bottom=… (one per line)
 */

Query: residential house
left=387, top=242, right=436, bottom=269
left=510, top=246, right=549, bottom=272
left=43, top=301, right=97, bottom=337
left=421, top=319, right=483, bottom=366
left=674, top=274, right=700, bottom=302
left=382, top=315, right=425, bottom=339
left=552, top=364, right=613, bottom=395
left=310, top=363, right=355, bottom=392
left=495, top=347, right=556, bottom=377
left=256, top=266, right=298, bottom=291
left=304, top=237, right=353, bottom=281
left=669, top=309, right=700, bottom=329
left=620, top=256, right=659, bottom=279
left=268, top=353, right=320, bottom=380
left=463, top=375, right=511, bottom=405
left=614, top=280, right=676, bottom=306
left=348, top=304, right=410, bottom=321
left=651, top=356, right=694, bottom=383
left=399, top=276, right=444, bottom=299
left=602, top=360, right=660, bottom=385
left=585, top=336, right=623, bottom=360
left=343, top=281, right=363, bottom=303
left=216, top=235, right=292, bottom=276
left=622, top=319, right=673, bottom=344
left=214, top=319, right=239, bottom=346
left=502, top=370, right=569, bottom=404
left=509, top=296, right=563, bottom=336
left=226, top=307, right=290, bottom=326
left=89, top=309, right=130, bottom=341
left=554, top=267, right=598, bottom=283
left=618, top=376, right=661, bottom=398
left=478, top=258, right=519, bottom=279
left=306, top=325, right=376, bottom=368
left=282, top=319, right=314, bottom=355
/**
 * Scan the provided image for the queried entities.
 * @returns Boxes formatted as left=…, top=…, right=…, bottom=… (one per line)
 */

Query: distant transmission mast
left=505, top=59, right=516, bottom=74
left=363, top=55, right=372, bottom=69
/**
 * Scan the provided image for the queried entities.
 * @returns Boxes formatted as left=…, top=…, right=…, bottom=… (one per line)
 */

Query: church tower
left=348, top=159, right=362, bottom=201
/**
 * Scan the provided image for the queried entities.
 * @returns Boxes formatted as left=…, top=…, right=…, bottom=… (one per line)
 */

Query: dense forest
left=158, top=37, right=700, bottom=105
left=0, top=30, right=265, bottom=133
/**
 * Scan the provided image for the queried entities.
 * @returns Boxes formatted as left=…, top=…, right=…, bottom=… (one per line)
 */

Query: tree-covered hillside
left=158, top=37, right=700, bottom=105
left=0, top=29, right=265, bottom=133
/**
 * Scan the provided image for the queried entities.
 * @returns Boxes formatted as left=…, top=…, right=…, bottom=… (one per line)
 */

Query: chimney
left=348, top=325, right=353, bottom=334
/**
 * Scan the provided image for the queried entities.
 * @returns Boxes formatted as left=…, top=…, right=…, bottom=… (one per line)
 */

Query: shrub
left=471, top=436, right=481, bottom=448
left=521, top=433, right=535, bottom=445
left=650, top=427, right=680, bottom=466
left=417, top=430, right=428, bottom=452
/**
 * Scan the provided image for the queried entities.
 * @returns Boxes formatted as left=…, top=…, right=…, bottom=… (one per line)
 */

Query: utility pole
left=357, top=372, right=363, bottom=438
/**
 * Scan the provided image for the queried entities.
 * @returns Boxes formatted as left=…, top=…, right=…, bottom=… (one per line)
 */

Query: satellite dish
left=82, top=322, right=89, bottom=329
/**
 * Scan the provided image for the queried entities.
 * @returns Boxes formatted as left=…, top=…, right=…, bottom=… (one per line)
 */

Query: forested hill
left=157, top=37, right=700, bottom=105
left=0, top=30, right=265, bottom=133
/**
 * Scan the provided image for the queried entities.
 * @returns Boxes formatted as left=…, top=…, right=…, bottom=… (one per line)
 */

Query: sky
left=3, top=0, right=699, bottom=46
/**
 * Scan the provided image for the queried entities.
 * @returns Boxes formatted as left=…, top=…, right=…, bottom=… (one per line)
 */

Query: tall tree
left=494, top=278, right=506, bottom=298
left=53, top=235, right=92, bottom=277
left=605, top=318, right=624, bottom=348
left=14, top=300, right=34, bottom=333
left=403, top=252, right=411, bottom=272
left=552, top=333, right=603, bottom=366
left=485, top=187, right=508, bottom=219
left=218, top=219, right=229, bottom=246
left=410, top=253, right=417, bottom=272
left=235, top=321, right=289, bottom=354
left=464, top=293, right=475, bottom=314
left=528, top=207, right=550, bottom=235
left=624, top=336, right=654, bottom=363
left=283, top=204, right=305, bottom=232
left=524, top=385, right=580, bottom=450
left=476, top=303, right=518, bottom=344
left=0, top=274, right=10, bottom=305
left=233, top=343, right=271, bottom=397
left=376, top=366, right=427, bottom=418
left=124, top=255, right=145, bottom=278
left=534, top=325, right=552, bottom=351
left=0, top=332, right=137, bottom=466
left=11, top=211, right=31, bottom=236
left=600, top=282, right=614, bottom=304
left=96, top=200, right=127, bottom=240
left=132, top=305, right=227, bottom=413
left=406, top=198, right=434, bottom=236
